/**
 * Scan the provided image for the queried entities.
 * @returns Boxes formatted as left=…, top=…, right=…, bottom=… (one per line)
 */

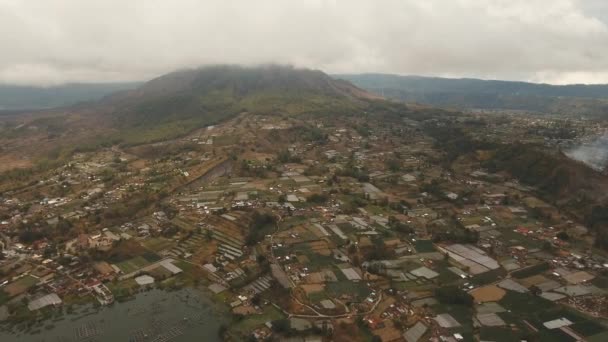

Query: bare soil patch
left=471, top=285, right=506, bottom=303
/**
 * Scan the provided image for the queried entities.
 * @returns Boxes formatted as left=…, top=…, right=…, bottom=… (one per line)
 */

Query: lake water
left=0, top=288, right=227, bottom=342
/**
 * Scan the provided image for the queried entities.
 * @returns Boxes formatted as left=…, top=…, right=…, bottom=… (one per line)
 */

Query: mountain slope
left=337, top=73, right=608, bottom=116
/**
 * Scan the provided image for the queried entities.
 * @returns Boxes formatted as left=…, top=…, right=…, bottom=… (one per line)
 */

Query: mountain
left=336, top=73, right=608, bottom=116
left=133, top=65, right=374, bottom=100
left=0, top=82, right=141, bottom=111
left=99, top=65, right=379, bottom=144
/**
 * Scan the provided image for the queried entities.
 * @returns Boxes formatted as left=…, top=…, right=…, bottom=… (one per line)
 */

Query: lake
left=0, top=288, right=227, bottom=342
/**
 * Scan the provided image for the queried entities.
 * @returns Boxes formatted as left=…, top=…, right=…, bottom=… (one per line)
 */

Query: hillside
left=0, top=82, right=140, bottom=110
left=337, top=73, right=608, bottom=116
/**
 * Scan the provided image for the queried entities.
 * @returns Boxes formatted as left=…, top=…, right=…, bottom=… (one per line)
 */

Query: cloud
left=0, top=0, right=607, bottom=85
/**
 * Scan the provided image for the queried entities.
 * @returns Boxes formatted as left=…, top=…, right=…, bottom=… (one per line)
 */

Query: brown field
left=522, top=196, right=551, bottom=208
left=149, top=265, right=173, bottom=279
left=304, top=273, right=323, bottom=284
left=493, top=208, right=516, bottom=221
left=372, top=320, right=402, bottom=342
left=190, top=241, right=219, bottom=264
left=332, top=321, right=369, bottom=342
left=241, top=151, right=274, bottom=162
left=244, top=180, right=272, bottom=191
left=0, top=154, right=32, bottom=172
left=307, top=240, right=331, bottom=256
left=300, top=283, right=325, bottom=295
left=233, top=305, right=257, bottom=315
left=297, top=254, right=310, bottom=264
left=4, top=275, right=38, bottom=297
left=471, top=285, right=506, bottom=302
left=306, top=269, right=338, bottom=283
left=104, top=240, right=148, bottom=262
left=93, top=262, right=115, bottom=275
left=519, top=274, right=549, bottom=288
left=308, top=225, right=327, bottom=239
left=129, top=159, right=147, bottom=169
left=206, top=215, right=246, bottom=242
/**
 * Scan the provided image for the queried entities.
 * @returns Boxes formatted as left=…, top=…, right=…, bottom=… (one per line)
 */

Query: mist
left=566, top=134, right=608, bottom=171
left=1, top=0, right=608, bottom=85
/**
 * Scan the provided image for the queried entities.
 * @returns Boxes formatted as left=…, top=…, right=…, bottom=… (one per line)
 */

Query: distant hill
left=336, top=74, right=608, bottom=116
left=0, top=83, right=141, bottom=110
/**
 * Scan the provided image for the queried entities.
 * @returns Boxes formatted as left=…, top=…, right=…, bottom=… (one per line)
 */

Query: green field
left=497, top=227, right=543, bottom=249
left=301, top=252, right=336, bottom=272
left=308, top=291, right=330, bottom=303
left=106, top=278, right=139, bottom=301
left=497, top=290, right=608, bottom=340
left=413, top=239, right=436, bottom=253
left=480, top=327, right=519, bottom=342
left=511, top=262, right=550, bottom=279
left=143, top=237, right=176, bottom=252
left=116, top=256, right=152, bottom=274
left=437, top=265, right=462, bottom=285
left=326, top=281, right=370, bottom=300
left=589, top=331, right=608, bottom=342
left=591, top=275, right=608, bottom=289
left=471, top=268, right=505, bottom=285
left=0, top=290, right=10, bottom=305
left=171, top=217, right=195, bottom=231
left=571, top=321, right=606, bottom=337
left=229, top=305, right=284, bottom=337
left=213, top=135, right=239, bottom=146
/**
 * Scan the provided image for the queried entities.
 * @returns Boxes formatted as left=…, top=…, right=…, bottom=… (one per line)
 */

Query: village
left=1, top=111, right=608, bottom=342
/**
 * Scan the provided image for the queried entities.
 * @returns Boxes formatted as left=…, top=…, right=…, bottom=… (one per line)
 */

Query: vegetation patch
left=413, top=239, right=436, bottom=253
left=115, top=256, right=151, bottom=274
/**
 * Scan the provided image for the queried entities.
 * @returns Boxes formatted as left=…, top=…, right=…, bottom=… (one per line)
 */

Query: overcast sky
left=1, top=0, right=608, bottom=86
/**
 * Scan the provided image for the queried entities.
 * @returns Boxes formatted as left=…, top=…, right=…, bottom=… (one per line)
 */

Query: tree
left=271, top=319, right=291, bottom=333
left=530, top=285, right=542, bottom=296
left=246, top=211, right=276, bottom=246
left=556, top=231, right=569, bottom=241
left=385, top=158, right=401, bottom=172
left=56, top=218, right=72, bottom=235
left=251, top=294, right=261, bottom=306
left=307, top=193, right=328, bottom=204
left=435, top=286, right=474, bottom=307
